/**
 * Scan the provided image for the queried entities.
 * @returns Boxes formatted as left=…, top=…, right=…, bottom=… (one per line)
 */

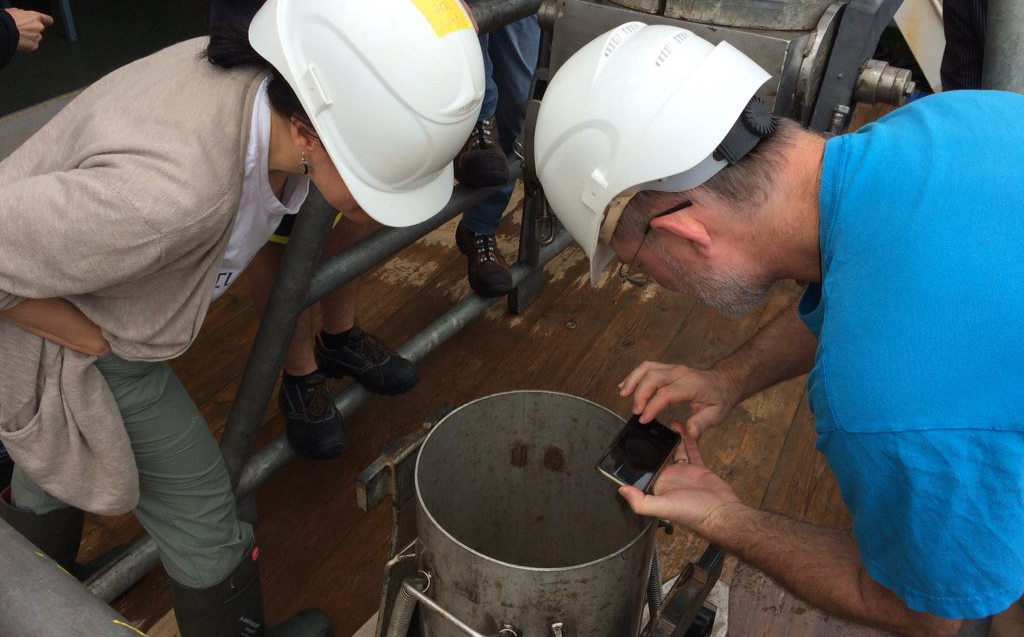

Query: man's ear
left=651, top=209, right=713, bottom=256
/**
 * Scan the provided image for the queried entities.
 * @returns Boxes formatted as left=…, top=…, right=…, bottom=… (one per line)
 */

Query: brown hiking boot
left=453, top=117, right=509, bottom=188
left=456, top=223, right=514, bottom=298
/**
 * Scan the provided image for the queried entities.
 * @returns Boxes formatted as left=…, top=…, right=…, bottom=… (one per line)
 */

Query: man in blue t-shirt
left=535, top=27, right=1024, bottom=635
left=619, top=92, right=1024, bottom=633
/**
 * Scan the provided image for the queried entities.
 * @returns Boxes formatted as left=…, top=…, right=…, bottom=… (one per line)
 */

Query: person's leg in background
left=455, top=12, right=540, bottom=297
left=3, top=355, right=329, bottom=637
left=940, top=0, right=987, bottom=90
left=248, top=214, right=417, bottom=460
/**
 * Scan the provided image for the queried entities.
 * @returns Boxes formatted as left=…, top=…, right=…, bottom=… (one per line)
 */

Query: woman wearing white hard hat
left=0, top=0, right=483, bottom=634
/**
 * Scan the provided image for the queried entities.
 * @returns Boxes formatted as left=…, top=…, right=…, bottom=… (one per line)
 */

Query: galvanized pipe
left=238, top=230, right=574, bottom=498
left=0, top=519, right=138, bottom=636
left=219, top=188, right=338, bottom=492
left=84, top=536, right=161, bottom=603
left=982, top=0, right=1024, bottom=93
left=87, top=230, right=573, bottom=603
left=473, top=0, right=544, bottom=33
left=306, top=162, right=523, bottom=305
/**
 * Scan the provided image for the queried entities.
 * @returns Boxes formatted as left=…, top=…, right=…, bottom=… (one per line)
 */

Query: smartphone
left=597, top=415, right=681, bottom=492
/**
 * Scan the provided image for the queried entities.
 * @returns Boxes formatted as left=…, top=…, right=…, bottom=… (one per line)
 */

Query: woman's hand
left=618, top=429, right=744, bottom=536
left=0, top=298, right=111, bottom=356
left=619, top=361, right=741, bottom=439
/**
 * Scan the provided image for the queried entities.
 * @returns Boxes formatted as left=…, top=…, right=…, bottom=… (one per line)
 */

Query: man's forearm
left=701, top=504, right=961, bottom=637
left=713, top=299, right=817, bottom=401
left=0, top=298, right=110, bottom=356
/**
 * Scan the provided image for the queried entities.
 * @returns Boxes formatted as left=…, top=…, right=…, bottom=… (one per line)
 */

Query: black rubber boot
left=0, top=485, right=83, bottom=572
left=171, top=543, right=332, bottom=637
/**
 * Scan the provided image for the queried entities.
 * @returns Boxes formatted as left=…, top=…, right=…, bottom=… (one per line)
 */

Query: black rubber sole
left=454, top=167, right=510, bottom=188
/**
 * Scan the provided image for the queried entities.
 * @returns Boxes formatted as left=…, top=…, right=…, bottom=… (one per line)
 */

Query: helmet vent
left=655, top=31, right=691, bottom=67
left=604, top=22, right=644, bottom=58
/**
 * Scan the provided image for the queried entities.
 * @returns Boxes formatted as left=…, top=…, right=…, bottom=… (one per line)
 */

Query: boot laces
left=303, top=380, right=334, bottom=420
left=472, top=118, right=497, bottom=150
left=473, top=233, right=499, bottom=262
left=352, top=331, right=394, bottom=366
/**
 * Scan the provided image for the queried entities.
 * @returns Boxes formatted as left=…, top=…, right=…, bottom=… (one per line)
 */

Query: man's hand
left=619, top=361, right=740, bottom=438
left=618, top=431, right=743, bottom=535
left=6, top=9, right=53, bottom=52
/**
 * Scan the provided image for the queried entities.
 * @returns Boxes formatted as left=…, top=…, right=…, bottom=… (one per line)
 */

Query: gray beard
left=652, top=241, right=772, bottom=317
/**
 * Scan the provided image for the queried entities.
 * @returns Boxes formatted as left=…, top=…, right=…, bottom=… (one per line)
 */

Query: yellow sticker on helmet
left=411, top=0, right=472, bottom=37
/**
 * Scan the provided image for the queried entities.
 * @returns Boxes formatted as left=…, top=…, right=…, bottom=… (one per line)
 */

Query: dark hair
left=204, top=24, right=313, bottom=128
left=615, top=117, right=805, bottom=242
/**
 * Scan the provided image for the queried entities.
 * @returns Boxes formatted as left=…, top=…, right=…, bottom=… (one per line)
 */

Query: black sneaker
left=455, top=223, right=514, bottom=297
left=278, top=372, right=345, bottom=460
left=314, top=328, right=419, bottom=395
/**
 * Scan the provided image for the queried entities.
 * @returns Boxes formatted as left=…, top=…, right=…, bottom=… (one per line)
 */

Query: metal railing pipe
left=982, top=0, right=1024, bottom=92
left=218, top=188, right=338, bottom=491
left=0, top=519, right=139, bottom=636
left=306, top=162, right=523, bottom=305
left=87, top=229, right=573, bottom=603
left=474, top=0, right=544, bottom=33
left=238, top=229, right=574, bottom=498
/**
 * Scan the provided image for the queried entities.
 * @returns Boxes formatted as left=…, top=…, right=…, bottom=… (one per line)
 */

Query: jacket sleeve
left=0, top=10, right=18, bottom=70
left=0, top=166, right=167, bottom=310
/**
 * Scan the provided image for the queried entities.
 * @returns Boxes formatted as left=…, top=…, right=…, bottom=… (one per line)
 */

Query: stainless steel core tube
left=415, top=391, right=656, bottom=637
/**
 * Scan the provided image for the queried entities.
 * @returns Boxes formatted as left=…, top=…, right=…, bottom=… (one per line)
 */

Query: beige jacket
left=0, top=38, right=263, bottom=514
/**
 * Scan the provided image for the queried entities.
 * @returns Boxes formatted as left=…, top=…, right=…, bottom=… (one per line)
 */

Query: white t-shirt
left=212, top=79, right=310, bottom=299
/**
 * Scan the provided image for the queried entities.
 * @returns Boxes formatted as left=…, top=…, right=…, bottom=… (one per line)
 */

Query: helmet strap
left=713, top=96, right=776, bottom=165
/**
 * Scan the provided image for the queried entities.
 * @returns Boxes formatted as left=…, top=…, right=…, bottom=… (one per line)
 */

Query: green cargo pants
left=10, top=354, right=253, bottom=588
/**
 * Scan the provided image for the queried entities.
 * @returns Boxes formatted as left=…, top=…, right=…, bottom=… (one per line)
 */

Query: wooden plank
left=759, top=396, right=852, bottom=531
left=649, top=282, right=809, bottom=585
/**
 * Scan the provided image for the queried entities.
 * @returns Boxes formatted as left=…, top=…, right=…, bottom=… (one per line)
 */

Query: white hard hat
left=534, top=23, right=773, bottom=284
left=250, top=0, right=484, bottom=227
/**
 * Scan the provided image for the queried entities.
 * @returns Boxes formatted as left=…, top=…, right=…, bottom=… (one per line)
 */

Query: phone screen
left=597, top=415, right=681, bottom=492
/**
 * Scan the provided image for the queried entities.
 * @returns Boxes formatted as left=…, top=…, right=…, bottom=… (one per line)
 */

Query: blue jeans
left=460, top=12, right=541, bottom=235
left=210, top=0, right=261, bottom=28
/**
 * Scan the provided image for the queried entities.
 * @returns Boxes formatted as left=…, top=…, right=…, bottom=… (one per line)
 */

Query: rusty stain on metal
left=510, top=441, right=529, bottom=467
left=543, top=446, right=567, bottom=473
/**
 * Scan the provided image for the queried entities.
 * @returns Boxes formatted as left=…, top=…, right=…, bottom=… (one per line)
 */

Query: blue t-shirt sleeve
left=818, top=428, right=1024, bottom=618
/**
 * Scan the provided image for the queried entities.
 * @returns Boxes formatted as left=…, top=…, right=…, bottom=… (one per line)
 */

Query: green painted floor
left=1, top=0, right=209, bottom=116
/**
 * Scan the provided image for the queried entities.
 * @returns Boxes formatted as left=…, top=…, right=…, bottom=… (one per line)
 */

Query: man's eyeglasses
left=617, top=199, right=693, bottom=287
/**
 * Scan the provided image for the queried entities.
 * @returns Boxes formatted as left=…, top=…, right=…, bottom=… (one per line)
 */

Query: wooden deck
left=82, top=108, right=894, bottom=637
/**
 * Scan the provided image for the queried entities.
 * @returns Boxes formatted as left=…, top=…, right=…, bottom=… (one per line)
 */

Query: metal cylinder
left=854, top=59, right=916, bottom=106
left=663, top=0, right=836, bottom=30
left=982, top=0, right=1024, bottom=93
left=415, top=391, right=656, bottom=637
left=0, top=519, right=138, bottom=636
